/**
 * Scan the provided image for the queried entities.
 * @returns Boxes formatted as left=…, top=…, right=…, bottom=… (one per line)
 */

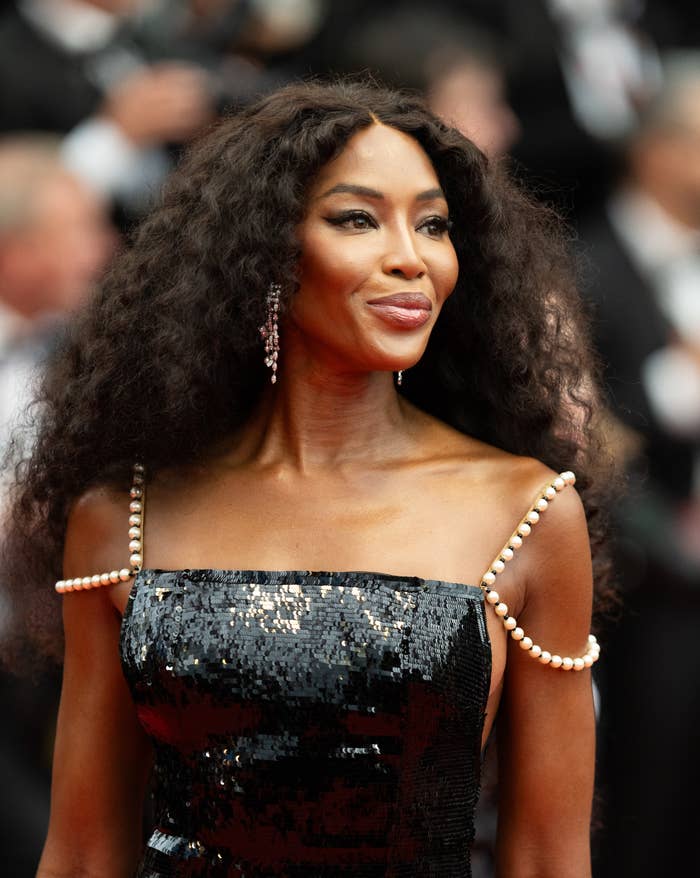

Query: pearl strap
left=55, top=463, right=145, bottom=593
left=479, top=470, right=600, bottom=670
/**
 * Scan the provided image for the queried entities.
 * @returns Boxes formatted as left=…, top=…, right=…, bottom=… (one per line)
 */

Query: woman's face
left=291, top=124, right=459, bottom=377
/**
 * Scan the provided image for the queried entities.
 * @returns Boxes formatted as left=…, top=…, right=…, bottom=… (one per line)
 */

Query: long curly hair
left=1, top=78, right=616, bottom=669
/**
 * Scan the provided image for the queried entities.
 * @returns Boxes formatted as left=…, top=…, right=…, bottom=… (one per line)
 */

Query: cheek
left=297, top=227, right=373, bottom=296
left=433, top=243, right=459, bottom=303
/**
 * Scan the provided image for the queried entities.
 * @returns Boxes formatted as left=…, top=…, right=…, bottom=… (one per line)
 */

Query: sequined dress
left=119, top=567, right=492, bottom=877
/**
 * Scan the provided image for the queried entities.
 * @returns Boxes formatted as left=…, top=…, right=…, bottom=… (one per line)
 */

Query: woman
left=4, top=80, right=612, bottom=877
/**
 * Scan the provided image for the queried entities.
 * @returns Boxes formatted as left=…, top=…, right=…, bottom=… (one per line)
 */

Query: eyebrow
left=319, top=183, right=447, bottom=202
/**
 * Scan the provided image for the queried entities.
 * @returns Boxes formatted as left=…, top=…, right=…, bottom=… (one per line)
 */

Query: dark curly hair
left=1, top=78, right=617, bottom=669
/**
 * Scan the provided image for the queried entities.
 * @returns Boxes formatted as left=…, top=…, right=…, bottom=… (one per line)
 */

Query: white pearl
left=517, top=522, right=531, bottom=537
left=493, top=559, right=505, bottom=573
left=129, top=553, right=143, bottom=567
left=561, top=657, right=574, bottom=670
left=61, top=580, right=71, bottom=591
left=132, top=473, right=144, bottom=485
left=486, top=590, right=500, bottom=604
left=72, top=579, right=83, bottom=590
left=100, top=573, right=110, bottom=586
left=129, top=514, right=142, bottom=526
left=550, top=655, right=563, bottom=668
left=562, top=471, right=576, bottom=485
left=129, top=526, right=141, bottom=539
left=130, top=486, right=143, bottom=499
left=128, top=539, right=142, bottom=553
left=81, top=576, right=93, bottom=589
left=55, top=580, right=64, bottom=591
left=502, top=548, right=514, bottom=561
left=129, top=501, right=142, bottom=513
left=583, top=654, right=594, bottom=668
left=511, top=627, right=524, bottom=640
left=110, top=570, right=121, bottom=584
left=510, top=535, right=523, bottom=549
left=536, top=498, right=548, bottom=512
left=553, top=477, right=565, bottom=491
left=504, top=617, right=517, bottom=630
left=530, top=644, right=542, bottom=658
left=573, top=658, right=585, bottom=671
left=91, top=574, right=101, bottom=586
left=495, top=602, right=508, bottom=617
left=588, top=634, right=598, bottom=644
left=482, top=571, right=496, bottom=586
left=519, top=636, right=533, bottom=650
left=591, top=651, right=600, bottom=663
left=526, top=510, right=540, bottom=524
left=544, top=486, right=556, bottom=500
left=539, top=651, right=552, bottom=664
left=119, top=568, right=131, bottom=581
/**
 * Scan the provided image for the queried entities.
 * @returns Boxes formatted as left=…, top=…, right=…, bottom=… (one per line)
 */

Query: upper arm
left=495, top=484, right=595, bottom=878
left=38, top=490, right=152, bottom=878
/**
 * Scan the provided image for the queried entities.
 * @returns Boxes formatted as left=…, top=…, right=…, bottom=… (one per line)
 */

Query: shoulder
left=63, top=484, right=132, bottom=582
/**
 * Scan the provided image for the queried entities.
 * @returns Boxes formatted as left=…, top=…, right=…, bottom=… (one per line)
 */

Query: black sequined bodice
left=120, top=569, right=492, bottom=877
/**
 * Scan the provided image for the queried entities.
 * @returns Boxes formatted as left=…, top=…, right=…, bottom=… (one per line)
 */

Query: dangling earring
left=396, top=370, right=403, bottom=386
left=259, top=283, right=281, bottom=383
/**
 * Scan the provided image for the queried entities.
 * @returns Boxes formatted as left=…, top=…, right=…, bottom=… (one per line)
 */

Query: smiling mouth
left=366, top=293, right=433, bottom=329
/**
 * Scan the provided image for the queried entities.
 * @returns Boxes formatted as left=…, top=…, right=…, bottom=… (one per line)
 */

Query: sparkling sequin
left=120, top=569, right=491, bottom=877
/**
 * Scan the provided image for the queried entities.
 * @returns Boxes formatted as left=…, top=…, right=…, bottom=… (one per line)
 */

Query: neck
left=240, top=339, right=412, bottom=473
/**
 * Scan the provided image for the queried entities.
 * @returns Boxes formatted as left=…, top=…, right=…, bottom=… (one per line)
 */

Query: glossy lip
left=365, top=292, right=433, bottom=329
left=366, top=292, right=432, bottom=310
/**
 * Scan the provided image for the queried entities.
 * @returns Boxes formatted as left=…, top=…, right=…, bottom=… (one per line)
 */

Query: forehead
left=309, top=123, right=442, bottom=197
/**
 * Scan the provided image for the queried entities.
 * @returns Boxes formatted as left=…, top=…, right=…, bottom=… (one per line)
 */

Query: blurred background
left=0, top=1, right=698, bottom=875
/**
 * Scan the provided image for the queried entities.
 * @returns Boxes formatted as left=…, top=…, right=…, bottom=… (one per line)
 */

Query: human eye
left=418, top=215, right=453, bottom=238
left=324, top=209, right=378, bottom=231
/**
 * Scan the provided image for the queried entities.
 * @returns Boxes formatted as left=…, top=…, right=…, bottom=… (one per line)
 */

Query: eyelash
left=325, top=210, right=453, bottom=237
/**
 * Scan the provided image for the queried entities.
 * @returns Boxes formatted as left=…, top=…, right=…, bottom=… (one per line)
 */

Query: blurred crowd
left=0, top=1, right=698, bottom=875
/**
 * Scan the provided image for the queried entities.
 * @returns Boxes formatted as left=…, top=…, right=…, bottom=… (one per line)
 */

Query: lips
left=366, top=292, right=433, bottom=329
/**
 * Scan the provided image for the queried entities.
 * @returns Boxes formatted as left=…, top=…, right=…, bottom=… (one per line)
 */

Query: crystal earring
left=396, top=370, right=403, bottom=386
left=259, top=283, right=281, bottom=383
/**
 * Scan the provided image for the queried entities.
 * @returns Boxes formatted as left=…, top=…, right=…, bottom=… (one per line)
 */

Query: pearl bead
left=91, top=574, right=101, bottom=586
left=129, top=553, right=143, bottom=567
left=502, top=548, right=514, bottom=561
left=55, top=580, right=64, bottom=591
left=583, top=654, right=594, bottom=668
left=544, top=486, right=556, bottom=500
left=519, top=636, right=533, bottom=650
left=510, top=535, right=523, bottom=549
left=526, top=510, right=540, bottom=524
left=130, top=486, right=142, bottom=499
left=495, top=602, right=508, bottom=617
left=132, top=473, right=144, bottom=485
left=81, top=576, right=93, bottom=589
left=573, top=658, right=585, bottom=671
left=128, top=539, right=142, bottom=553
left=588, top=634, right=597, bottom=644
left=110, top=570, right=121, bottom=584
left=493, top=559, right=505, bottom=573
left=562, top=471, right=576, bottom=485
left=482, top=571, right=496, bottom=586
left=561, top=657, right=574, bottom=670
left=100, top=573, right=110, bottom=586
left=72, top=579, right=83, bottom=590
left=129, top=514, right=141, bottom=526
left=536, top=498, right=548, bottom=512
left=119, top=568, right=131, bottom=581
left=517, top=522, right=531, bottom=537
left=504, top=617, right=517, bottom=630
left=129, top=527, right=141, bottom=540
left=539, top=651, right=552, bottom=664
left=129, top=501, right=142, bottom=513
left=486, top=590, right=500, bottom=604
left=550, top=655, right=563, bottom=668
left=553, top=477, right=565, bottom=491
left=133, top=463, right=145, bottom=473
left=511, top=627, right=524, bottom=640
left=530, top=644, right=542, bottom=658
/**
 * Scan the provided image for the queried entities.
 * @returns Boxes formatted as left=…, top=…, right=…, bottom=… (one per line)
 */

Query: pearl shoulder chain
left=54, top=465, right=601, bottom=670
left=478, top=471, right=600, bottom=671
left=55, top=463, right=145, bottom=593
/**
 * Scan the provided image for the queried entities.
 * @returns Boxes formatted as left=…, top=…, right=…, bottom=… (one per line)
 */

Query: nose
left=381, top=227, right=427, bottom=280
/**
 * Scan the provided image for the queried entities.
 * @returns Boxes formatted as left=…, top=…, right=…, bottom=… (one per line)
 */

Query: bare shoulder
left=63, top=484, right=131, bottom=581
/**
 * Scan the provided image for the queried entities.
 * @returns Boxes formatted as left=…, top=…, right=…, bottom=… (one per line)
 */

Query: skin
left=39, top=125, right=595, bottom=878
